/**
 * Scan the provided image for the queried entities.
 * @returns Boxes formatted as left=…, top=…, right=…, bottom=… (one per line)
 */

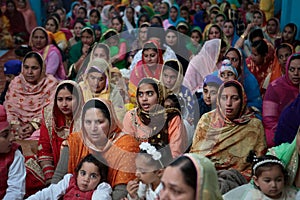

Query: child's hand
left=126, top=180, right=139, bottom=199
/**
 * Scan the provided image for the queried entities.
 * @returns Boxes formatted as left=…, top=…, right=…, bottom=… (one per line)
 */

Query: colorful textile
left=184, top=153, right=223, bottom=200
left=162, top=4, right=185, bottom=30
left=17, top=0, right=37, bottom=34
left=263, top=53, right=300, bottom=147
left=29, top=27, right=66, bottom=80
left=183, top=39, right=222, bottom=94
left=190, top=80, right=266, bottom=180
left=79, top=58, right=126, bottom=122
left=129, top=40, right=164, bottom=101
left=123, top=78, right=188, bottom=158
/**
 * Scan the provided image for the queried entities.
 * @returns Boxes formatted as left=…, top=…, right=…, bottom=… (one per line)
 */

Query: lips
left=141, top=103, right=150, bottom=110
left=225, top=108, right=233, bottom=114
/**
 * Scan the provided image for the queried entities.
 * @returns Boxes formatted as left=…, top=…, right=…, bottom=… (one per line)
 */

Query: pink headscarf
left=0, top=105, right=9, bottom=131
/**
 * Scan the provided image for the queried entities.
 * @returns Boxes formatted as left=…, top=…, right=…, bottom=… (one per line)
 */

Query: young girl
left=223, top=150, right=297, bottom=199
left=27, top=154, right=112, bottom=200
left=218, top=59, right=238, bottom=82
left=126, top=142, right=172, bottom=200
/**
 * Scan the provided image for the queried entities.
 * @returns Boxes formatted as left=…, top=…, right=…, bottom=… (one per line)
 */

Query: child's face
left=135, top=155, right=161, bottom=185
left=191, top=32, right=201, bottom=45
left=220, top=70, right=236, bottom=82
left=77, top=162, right=101, bottom=192
left=253, top=165, right=285, bottom=199
left=203, top=85, right=218, bottom=106
left=162, top=68, right=178, bottom=89
left=0, top=126, right=14, bottom=154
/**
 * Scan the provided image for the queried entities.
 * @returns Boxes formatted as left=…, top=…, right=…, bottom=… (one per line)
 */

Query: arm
left=234, top=23, right=255, bottom=49
left=3, top=150, right=25, bottom=200
left=112, top=41, right=127, bottom=62
left=168, top=115, right=188, bottom=158
left=45, top=51, right=60, bottom=75
left=51, top=146, right=69, bottom=184
left=26, top=174, right=72, bottom=200
left=92, top=182, right=112, bottom=200
left=122, top=111, right=136, bottom=137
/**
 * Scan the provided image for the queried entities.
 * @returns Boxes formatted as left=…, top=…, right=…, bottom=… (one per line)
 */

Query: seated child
left=223, top=150, right=298, bottom=199
left=126, top=142, right=172, bottom=200
left=218, top=59, right=238, bottom=82
left=27, top=154, right=112, bottom=200
left=0, top=105, right=26, bottom=199
left=197, top=74, right=223, bottom=118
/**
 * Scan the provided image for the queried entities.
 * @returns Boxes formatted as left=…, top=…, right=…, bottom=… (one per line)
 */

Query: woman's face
left=6, top=2, right=15, bottom=13
left=223, top=22, right=234, bottom=37
left=219, top=86, right=242, bottom=120
left=266, top=20, right=277, bottom=34
left=22, top=57, right=42, bottom=84
left=56, top=9, right=66, bottom=23
left=126, top=8, right=134, bottom=21
left=208, top=27, right=221, bottom=40
left=160, top=166, right=195, bottom=200
left=277, top=47, right=292, bottom=72
left=287, top=58, right=300, bottom=85
left=159, top=3, right=168, bottom=15
left=112, top=19, right=122, bottom=32
left=31, top=29, right=47, bottom=49
left=77, top=8, right=86, bottom=19
left=109, top=8, right=116, bottom=19
left=191, top=32, right=201, bottom=45
left=81, top=31, right=94, bottom=45
left=180, top=10, right=189, bottom=20
left=169, top=7, right=178, bottom=21
left=162, top=68, right=178, bottom=89
left=143, top=49, right=159, bottom=67
left=251, top=47, right=264, bottom=65
left=89, top=12, right=99, bottom=25
left=139, top=27, right=148, bottom=42
left=72, top=4, right=79, bottom=16
left=215, top=16, right=225, bottom=28
left=87, top=72, right=106, bottom=93
left=137, top=83, right=158, bottom=112
left=225, top=50, right=240, bottom=70
left=45, top=19, right=57, bottom=33
left=93, top=47, right=109, bottom=61
left=165, top=31, right=178, bottom=47
left=84, top=108, right=110, bottom=146
left=17, top=0, right=26, bottom=9
left=282, top=26, right=294, bottom=42
left=253, top=13, right=263, bottom=27
left=74, top=23, right=84, bottom=37
left=56, top=87, right=78, bottom=116
left=203, top=85, right=218, bottom=106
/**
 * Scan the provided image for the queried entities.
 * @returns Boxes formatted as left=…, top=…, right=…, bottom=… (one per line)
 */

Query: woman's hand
left=126, top=180, right=139, bottom=199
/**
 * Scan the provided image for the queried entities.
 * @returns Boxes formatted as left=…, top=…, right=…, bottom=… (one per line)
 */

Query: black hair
left=137, top=13, right=150, bottom=27
left=221, top=39, right=227, bottom=49
left=249, top=28, right=264, bottom=43
left=73, top=18, right=86, bottom=28
left=112, top=15, right=124, bottom=26
left=75, top=154, right=108, bottom=183
left=252, top=39, right=268, bottom=57
left=246, top=150, right=287, bottom=182
left=46, top=14, right=60, bottom=31
left=224, top=47, right=242, bottom=76
left=55, top=82, right=80, bottom=107
left=82, top=99, right=111, bottom=127
left=142, top=42, right=158, bottom=54
left=169, top=156, right=197, bottom=190
left=89, top=8, right=101, bottom=20
left=23, top=51, right=43, bottom=73
left=138, top=143, right=173, bottom=169
left=150, top=15, right=163, bottom=27
left=78, top=6, right=87, bottom=18
left=276, top=43, right=293, bottom=57
left=165, top=93, right=182, bottom=112
left=163, top=60, right=179, bottom=72
left=284, top=23, right=298, bottom=41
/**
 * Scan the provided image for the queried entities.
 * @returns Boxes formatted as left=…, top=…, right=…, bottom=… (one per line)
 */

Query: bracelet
left=241, top=34, right=246, bottom=39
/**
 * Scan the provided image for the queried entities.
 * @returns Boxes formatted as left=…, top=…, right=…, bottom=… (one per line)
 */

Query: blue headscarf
left=66, top=1, right=80, bottom=18
left=167, top=4, right=185, bottom=27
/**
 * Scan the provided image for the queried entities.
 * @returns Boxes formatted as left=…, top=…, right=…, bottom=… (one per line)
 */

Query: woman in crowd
left=4, top=0, right=29, bottom=43
left=79, top=58, right=126, bottom=122
left=29, top=27, right=66, bottom=80
left=275, top=23, right=300, bottom=52
left=86, top=8, right=108, bottom=34
left=164, top=26, right=189, bottom=74
left=190, top=80, right=266, bottom=180
left=101, top=28, right=127, bottom=70
left=246, top=39, right=275, bottom=96
left=52, top=98, right=139, bottom=199
left=224, top=47, right=262, bottom=112
left=101, top=5, right=116, bottom=27
left=129, top=40, right=164, bottom=101
left=159, top=153, right=223, bottom=200
left=16, top=0, right=37, bottom=34
left=203, top=24, right=225, bottom=42
left=66, top=1, right=80, bottom=29
left=270, top=43, right=294, bottom=83
left=68, top=19, right=86, bottom=48
left=186, top=26, right=203, bottom=56
left=183, top=38, right=227, bottom=95
left=4, top=51, right=58, bottom=140
left=44, top=14, right=68, bottom=52
left=263, top=17, right=281, bottom=45
left=163, top=4, right=185, bottom=30
left=158, top=1, right=169, bottom=21
left=223, top=19, right=240, bottom=47
left=263, top=52, right=300, bottom=147
left=68, top=27, right=95, bottom=80
left=122, top=6, right=137, bottom=37
left=123, top=77, right=187, bottom=158
left=25, top=80, right=83, bottom=195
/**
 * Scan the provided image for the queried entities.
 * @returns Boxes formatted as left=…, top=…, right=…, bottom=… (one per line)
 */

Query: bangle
left=241, top=34, right=246, bottom=39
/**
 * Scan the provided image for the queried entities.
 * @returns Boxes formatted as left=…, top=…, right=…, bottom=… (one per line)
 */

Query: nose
left=135, top=171, right=140, bottom=178
left=226, top=98, right=232, bottom=106
left=91, top=122, right=97, bottom=131
left=62, top=100, right=67, bottom=107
